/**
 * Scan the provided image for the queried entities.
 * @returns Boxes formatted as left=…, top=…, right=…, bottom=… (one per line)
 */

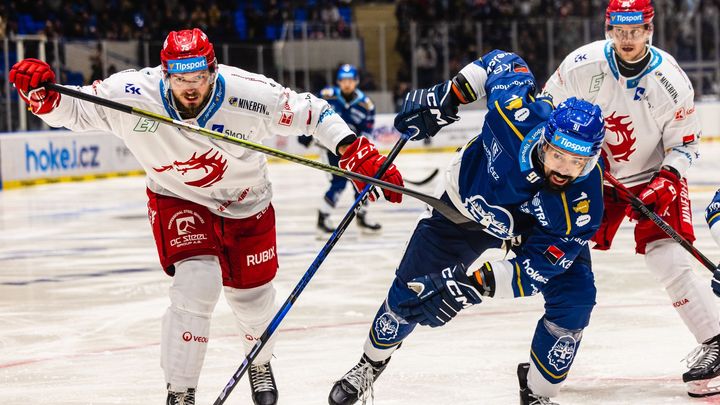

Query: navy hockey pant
left=366, top=204, right=596, bottom=386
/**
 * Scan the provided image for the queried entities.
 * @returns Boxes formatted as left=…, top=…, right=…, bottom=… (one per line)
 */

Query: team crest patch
left=374, top=312, right=400, bottom=342
left=548, top=335, right=577, bottom=372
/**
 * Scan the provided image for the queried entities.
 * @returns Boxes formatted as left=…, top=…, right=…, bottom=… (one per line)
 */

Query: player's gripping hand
left=9, top=58, right=60, bottom=115
left=396, top=265, right=483, bottom=328
left=712, top=268, right=720, bottom=298
left=339, top=136, right=403, bottom=203
left=626, top=167, right=679, bottom=221
left=394, top=80, right=459, bottom=140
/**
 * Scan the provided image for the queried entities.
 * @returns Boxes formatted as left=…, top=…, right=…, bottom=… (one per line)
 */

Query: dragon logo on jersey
left=153, top=148, right=228, bottom=188
left=548, top=335, right=577, bottom=372
left=604, top=112, right=637, bottom=162
left=374, top=312, right=400, bottom=342
left=464, top=195, right=514, bottom=239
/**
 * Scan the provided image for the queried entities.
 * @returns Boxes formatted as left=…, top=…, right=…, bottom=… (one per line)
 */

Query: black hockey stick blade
left=405, top=168, right=440, bottom=186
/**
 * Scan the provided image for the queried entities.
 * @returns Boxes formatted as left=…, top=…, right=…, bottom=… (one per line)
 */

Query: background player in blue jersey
left=707, top=191, right=720, bottom=298
left=299, top=64, right=380, bottom=237
left=328, top=51, right=607, bottom=405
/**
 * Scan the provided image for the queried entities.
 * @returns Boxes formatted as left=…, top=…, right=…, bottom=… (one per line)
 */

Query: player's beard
left=544, top=171, right=574, bottom=192
left=173, top=87, right=213, bottom=119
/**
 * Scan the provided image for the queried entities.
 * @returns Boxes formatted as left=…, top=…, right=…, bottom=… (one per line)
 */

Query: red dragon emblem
left=153, top=149, right=228, bottom=188
left=604, top=112, right=637, bottom=162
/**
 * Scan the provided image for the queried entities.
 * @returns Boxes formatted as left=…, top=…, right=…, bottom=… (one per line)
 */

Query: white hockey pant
left=645, top=239, right=720, bottom=343
left=162, top=256, right=222, bottom=391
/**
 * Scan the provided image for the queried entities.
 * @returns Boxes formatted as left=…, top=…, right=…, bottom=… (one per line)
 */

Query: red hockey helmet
left=605, top=0, right=654, bottom=26
left=160, top=28, right=217, bottom=75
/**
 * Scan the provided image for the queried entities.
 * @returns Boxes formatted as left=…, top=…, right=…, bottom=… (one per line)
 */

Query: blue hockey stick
left=213, top=131, right=412, bottom=404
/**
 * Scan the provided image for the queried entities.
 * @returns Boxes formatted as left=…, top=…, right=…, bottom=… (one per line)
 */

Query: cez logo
left=634, top=87, right=645, bottom=101
left=25, top=141, right=100, bottom=173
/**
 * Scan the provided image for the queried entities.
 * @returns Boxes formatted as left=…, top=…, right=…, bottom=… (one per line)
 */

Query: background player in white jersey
left=542, top=0, right=720, bottom=397
left=8, top=28, right=404, bottom=405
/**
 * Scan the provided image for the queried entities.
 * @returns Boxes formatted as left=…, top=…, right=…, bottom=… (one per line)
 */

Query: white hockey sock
left=363, top=338, right=399, bottom=363
left=161, top=256, right=222, bottom=389
left=162, top=307, right=212, bottom=389
left=527, top=361, right=562, bottom=398
left=646, top=239, right=720, bottom=343
left=224, top=283, right=278, bottom=365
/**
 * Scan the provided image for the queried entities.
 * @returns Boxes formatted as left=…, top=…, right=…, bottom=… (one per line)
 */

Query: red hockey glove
left=9, top=58, right=60, bottom=115
left=339, top=137, right=404, bottom=203
left=626, top=167, right=679, bottom=221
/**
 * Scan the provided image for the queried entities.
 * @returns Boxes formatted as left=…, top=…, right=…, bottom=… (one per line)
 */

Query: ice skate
left=317, top=210, right=336, bottom=239
left=518, top=363, right=559, bottom=405
left=166, top=385, right=195, bottom=405
left=328, top=354, right=390, bottom=405
left=683, top=334, right=720, bottom=397
left=249, top=362, right=278, bottom=405
left=355, top=211, right=381, bottom=235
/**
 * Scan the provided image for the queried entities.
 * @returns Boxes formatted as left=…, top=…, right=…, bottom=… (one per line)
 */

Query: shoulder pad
left=358, top=98, right=375, bottom=111
left=320, top=87, right=335, bottom=99
left=650, top=54, right=694, bottom=105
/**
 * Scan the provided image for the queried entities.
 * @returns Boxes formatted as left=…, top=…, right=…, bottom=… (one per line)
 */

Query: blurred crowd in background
left=0, top=0, right=718, bottom=110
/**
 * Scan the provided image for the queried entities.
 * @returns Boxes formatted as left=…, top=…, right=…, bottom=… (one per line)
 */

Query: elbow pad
left=451, top=72, right=478, bottom=104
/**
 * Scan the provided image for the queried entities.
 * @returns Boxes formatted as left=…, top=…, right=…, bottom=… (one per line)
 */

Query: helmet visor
left=539, top=142, right=597, bottom=179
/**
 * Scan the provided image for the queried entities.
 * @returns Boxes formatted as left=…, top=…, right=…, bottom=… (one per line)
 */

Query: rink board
left=1, top=103, right=719, bottom=190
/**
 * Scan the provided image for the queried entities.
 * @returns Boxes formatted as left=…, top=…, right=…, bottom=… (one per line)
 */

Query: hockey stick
left=45, top=83, right=479, bottom=230
left=604, top=171, right=717, bottom=272
left=213, top=131, right=412, bottom=405
left=405, top=168, right=440, bottom=186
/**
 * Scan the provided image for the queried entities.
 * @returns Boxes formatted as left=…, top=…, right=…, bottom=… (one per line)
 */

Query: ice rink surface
left=2, top=144, right=720, bottom=405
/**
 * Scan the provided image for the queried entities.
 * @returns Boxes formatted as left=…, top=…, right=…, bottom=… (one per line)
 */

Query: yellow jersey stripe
left=530, top=350, right=570, bottom=380
left=494, top=100, right=524, bottom=141
left=561, top=192, right=572, bottom=235
left=709, top=212, right=720, bottom=225
left=515, top=262, right=525, bottom=297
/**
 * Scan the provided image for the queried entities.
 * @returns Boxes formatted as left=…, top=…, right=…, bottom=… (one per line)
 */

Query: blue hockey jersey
left=319, top=86, right=375, bottom=138
left=444, top=51, right=605, bottom=297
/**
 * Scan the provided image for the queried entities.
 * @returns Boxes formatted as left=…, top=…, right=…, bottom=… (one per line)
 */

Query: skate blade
left=687, top=378, right=720, bottom=397
left=359, top=227, right=382, bottom=236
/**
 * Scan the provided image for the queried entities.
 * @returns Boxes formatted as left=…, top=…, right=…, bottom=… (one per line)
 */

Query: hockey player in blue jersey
left=328, top=51, right=606, bottom=405
left=299, top=64, right=380, bottom=237
left=707, top=191, right=720, bottom=297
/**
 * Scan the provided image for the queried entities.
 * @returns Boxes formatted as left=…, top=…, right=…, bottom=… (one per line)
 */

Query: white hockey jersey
left=542, top=40, right=701, bottom=186
left=38, top=65, right=353, bottom=218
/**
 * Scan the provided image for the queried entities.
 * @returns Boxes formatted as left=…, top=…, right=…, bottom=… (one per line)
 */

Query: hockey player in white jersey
left=542, top=0, right=720, bottom=397
left=8, top=28, right=404, bottom=405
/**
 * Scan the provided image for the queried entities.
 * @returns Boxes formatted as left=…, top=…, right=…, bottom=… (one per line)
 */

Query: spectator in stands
left=414, top=38, right=437, bottom=88
left=0, top=13, right=6, bottom=40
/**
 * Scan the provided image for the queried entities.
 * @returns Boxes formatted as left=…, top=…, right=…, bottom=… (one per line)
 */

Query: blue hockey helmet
left=539, top=97, right=605, bottom=180
left=336, top=64, right=359, bottom=82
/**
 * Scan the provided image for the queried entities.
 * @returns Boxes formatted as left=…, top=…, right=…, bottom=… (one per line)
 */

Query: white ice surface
left=2, top=146, right=720, bottom=405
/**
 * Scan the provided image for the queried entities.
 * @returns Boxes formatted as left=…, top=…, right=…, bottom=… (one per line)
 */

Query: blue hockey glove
left=396, top=264, right=483, bottom=327
left=394, top=80, right=459, bottom=141
left=712, top=268, right=720, bottom=298
left=706, top=189, right=720, bottom=228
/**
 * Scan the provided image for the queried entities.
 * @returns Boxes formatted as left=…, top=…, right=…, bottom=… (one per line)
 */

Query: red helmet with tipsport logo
left=605, top=0, right=654, bottom=26
left=160, top=28, right=217, bottom=75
